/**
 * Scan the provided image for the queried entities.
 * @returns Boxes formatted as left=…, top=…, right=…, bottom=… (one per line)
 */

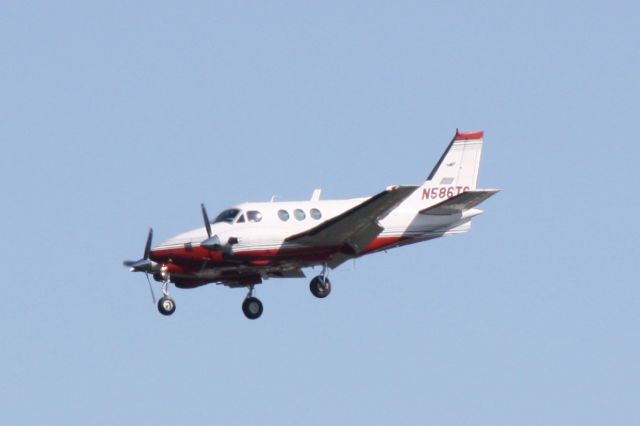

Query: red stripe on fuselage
left=150, top=235, right=419, bottom=281
left=150, top=245, right=226, bottom=265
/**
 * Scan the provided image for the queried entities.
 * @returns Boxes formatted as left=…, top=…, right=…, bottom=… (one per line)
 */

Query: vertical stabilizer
left=427, top=130, right=484, bottom=189
left=401, top=130, right=485, bottom=210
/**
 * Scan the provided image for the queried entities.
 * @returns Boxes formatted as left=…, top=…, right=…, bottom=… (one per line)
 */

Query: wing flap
left=419, top=189, right=499, bottom=215
left=286, top=185, right=417, bottom=248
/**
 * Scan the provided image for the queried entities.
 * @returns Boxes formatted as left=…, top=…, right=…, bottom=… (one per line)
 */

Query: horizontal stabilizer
left=419, top=189, right=499, bottom=215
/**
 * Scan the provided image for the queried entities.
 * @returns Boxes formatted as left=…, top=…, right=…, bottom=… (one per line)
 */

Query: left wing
left=286, top=185, right=417, bottom=259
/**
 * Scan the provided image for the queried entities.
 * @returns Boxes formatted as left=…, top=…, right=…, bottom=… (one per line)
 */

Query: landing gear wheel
left=310, top=276, right=332, bottom=298
left=157, top=296, right=176, bottom=316
left=242, top=297, right=263, bottom=320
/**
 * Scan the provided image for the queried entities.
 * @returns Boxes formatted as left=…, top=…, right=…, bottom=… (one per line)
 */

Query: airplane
left=124, top=130, right=498, bottom=319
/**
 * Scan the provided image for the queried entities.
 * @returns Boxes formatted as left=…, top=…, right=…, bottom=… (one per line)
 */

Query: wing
left=419, top=189, right=499, bottom=215
left=286, top=185, right=417, bottom=260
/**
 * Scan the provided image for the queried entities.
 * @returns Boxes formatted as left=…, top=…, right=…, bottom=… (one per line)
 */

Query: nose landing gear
left=157, top=279, right=176, bottom=316
left=157, top=296, right=176, bottom=316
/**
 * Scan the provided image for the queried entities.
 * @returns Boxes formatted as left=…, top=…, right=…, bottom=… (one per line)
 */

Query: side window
left=278, top=210, right=290, bottom=221
left=247, top=210, right=263, bottom=223
left=236, top=214, right=246, bottom=223
left=310, top=208, right=322, bottom=220
left=294, top=209, right=306, bottom=221
left=214, top=208, right=240, bottom=224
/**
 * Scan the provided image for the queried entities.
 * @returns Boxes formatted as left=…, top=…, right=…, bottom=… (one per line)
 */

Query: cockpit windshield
left=213, top=208, right=240, bottom=224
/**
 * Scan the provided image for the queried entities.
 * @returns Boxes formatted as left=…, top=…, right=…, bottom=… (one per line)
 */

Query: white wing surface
left=286, top=185, right=418, bottom=253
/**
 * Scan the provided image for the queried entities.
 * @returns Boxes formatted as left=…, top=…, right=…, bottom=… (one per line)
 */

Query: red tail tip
left=455, top=130, right=484, bottom=141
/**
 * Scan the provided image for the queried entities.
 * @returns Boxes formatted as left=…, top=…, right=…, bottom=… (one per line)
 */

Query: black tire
left=310, top=276, right=331, bottom=298
left=157, top=296, right=176, bottom=316
left=242, top=296, right=263, bottom=320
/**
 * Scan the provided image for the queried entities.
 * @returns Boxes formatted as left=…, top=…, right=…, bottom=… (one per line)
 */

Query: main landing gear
left=309, top=264, right=332, bottom=298
left=157, top=281, right=176, bottom=316
left=242, top=286, right=263, bottom=319
left=239, top=264, right=331, bottom=320
left=242, top=285, right=263, bottom=320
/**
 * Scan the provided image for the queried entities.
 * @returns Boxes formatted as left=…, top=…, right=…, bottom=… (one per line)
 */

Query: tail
left=427, top=129, right=483, bottom=189
left=402, top=130, right=485, bottom=209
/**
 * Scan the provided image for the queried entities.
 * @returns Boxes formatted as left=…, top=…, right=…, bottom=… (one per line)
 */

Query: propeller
left=123, top=228, right=154, bottom=272
left=201, top=203, right=212, bottom=238
left=123, top=228, right=157, bottom=305
left=144, top=269, right=157, bottom=305
left=201, top=204, right=223, bottom=250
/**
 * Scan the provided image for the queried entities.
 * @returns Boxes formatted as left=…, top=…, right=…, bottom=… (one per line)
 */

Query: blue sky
left=1, top=1, right=638, bottom=424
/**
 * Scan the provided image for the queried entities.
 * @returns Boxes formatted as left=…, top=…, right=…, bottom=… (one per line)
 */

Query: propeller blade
left=143, top=228, right=153, bottom=260
left=145, top=273, right=157, bottom=305
left=124, top=229, right=159, bottom=307
left=201, top=204, right=212, bottom=238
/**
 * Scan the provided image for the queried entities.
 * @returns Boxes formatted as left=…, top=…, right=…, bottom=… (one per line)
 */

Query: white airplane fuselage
left=126, top=130, right=497, bottom=318
left=151, top=196, right=483, bottom=287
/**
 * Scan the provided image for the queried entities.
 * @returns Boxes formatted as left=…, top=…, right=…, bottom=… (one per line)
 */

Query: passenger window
left=294, top=209, right=306, bottom=221
left=247, top=210, right=263, bottom=223
left=310, top=208, right=322, bottom=220
left=278, top=210, right=290, bottom=221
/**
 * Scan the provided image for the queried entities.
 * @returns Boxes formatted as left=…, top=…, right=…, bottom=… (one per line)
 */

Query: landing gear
left=157, top=280, right=176, bottom=316
left=157, top=296, right=176, bottom=316
left=242, top=286, right=263, bottom=320
left=310, top=276, right=331, bottom=298
left=310, top=263, right=331, bottom=298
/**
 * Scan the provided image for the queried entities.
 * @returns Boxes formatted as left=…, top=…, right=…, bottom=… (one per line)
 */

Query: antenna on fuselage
left=311, top=189, right=322, bottom=201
